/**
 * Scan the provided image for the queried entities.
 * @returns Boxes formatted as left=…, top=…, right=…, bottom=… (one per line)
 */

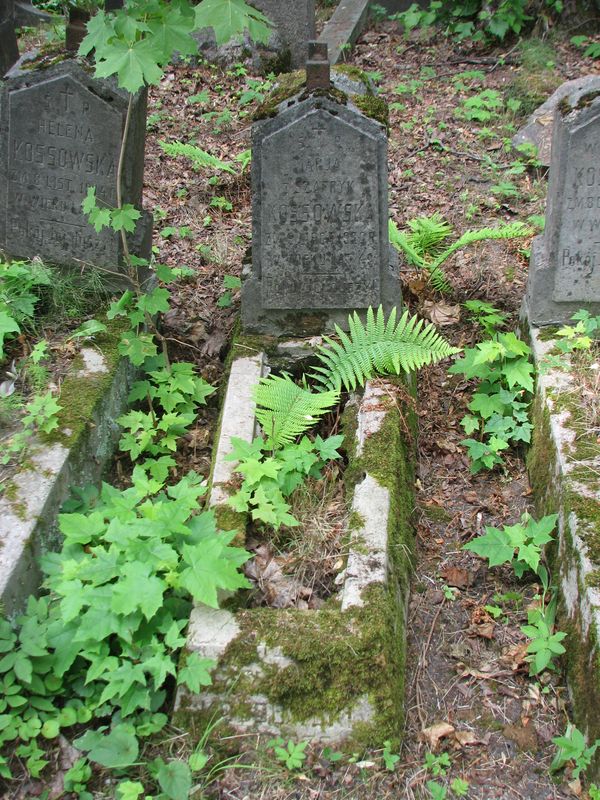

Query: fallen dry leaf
left=453, top=730, right=480, bottom=747
left=421, top=721, right=455, bottom=750
left=423, top=300, right=461, bottom=326
left=471, top=621, right=495, bottom=640
left=440, top=565, right=477, bottom=589
left=502, top=642, right=529, bottom=671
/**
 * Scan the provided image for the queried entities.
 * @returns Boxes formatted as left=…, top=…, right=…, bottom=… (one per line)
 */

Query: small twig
left=117, top=93, right=134, bottom=269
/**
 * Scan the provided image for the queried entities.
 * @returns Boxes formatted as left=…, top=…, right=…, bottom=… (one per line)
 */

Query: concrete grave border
left=527, top=324, right=600, bottom=770
left=0, top=323, right=136, bottom=616
left=175, top=342, right=415, bottom=746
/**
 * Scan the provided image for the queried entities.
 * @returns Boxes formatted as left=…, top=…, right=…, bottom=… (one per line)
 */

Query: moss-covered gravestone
left=242, top=43, right=399, bottom=335
left=526, top=78, right=600, bottom=325
left=0, top=58, right=151, bottom=282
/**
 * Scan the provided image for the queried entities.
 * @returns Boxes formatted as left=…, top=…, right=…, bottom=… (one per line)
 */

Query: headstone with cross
left=0, top=0, right=18, bottom=77
left=526, top=77, right=600, bottom=325
left=0, top=59, right=151, bottom=284
left=242, top=42, right=399, bottom=336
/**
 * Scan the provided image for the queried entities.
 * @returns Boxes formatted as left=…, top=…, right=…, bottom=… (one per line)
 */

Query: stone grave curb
left=318, top=0, right=371, bottom=65
left=175, top=348, right=415, bottom=746
left=0, top=323, right=136, bottom=617
left=527, top=324, right=600, bottom=761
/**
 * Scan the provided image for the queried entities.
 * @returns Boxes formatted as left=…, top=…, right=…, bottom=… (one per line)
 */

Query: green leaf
left=117, top=781, right=145, bottom=800
left=41, top=719, right=60, bottom=739
left=463, top=526, right=514, bottom=567
left=195, top=0, right=272, bottom=46
left=74, top=725, right=139, bottom=768
left=179, top=540, right=250, bottom=607
left=0, top=310, right=20, bottom=355
left=95, top=37, right=163, bottom=93
left=111, top=204, right=142, bottom=233
left=111, top=562, right=165, bottom=621
left=157, top=759, right=192, bottom=800
left=177, top=652, right=214, bottom=693
left=502, top=358, right=534, bottom=392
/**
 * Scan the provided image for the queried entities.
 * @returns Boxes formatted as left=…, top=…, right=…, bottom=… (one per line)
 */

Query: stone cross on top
left=306, top=41, right=330, bottom=91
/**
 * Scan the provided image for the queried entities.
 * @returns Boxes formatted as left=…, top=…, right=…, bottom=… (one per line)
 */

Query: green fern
left=254, top=373, right=339, bottom=448
left=389, top=216, right=532, bottom=293
left=158, top=140, right=236, bottom=174
left=312, top=305, right=460, bottom=391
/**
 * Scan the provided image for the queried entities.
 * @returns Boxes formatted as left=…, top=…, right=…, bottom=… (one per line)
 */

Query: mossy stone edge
left=527, top=325, right=600, bottom=777
left=176, top=342, right=416, bottom=748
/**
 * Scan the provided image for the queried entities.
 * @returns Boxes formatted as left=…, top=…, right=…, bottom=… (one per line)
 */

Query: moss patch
left=354, top=94, right=389, bottom=130
left=42, top=317, right=127, bottom=448
left=252, top=67, right=389, bottom=127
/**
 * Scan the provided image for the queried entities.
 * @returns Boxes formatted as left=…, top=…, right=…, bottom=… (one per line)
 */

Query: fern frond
left=406, top=212, right=453, bottom=258
left=312, top=306, right=460, bottom=392
left=389, top=217, right=452, bottom=293
left=389, top=218, right=424, bottom=267
left=158, top=140, right=236, bottom=174
left=254, top=373, right=339, bottom=448
left=429, top=221, right=533, bottom=273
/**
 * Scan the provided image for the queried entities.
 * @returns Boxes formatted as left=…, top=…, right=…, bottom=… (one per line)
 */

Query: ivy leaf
left=177, top=652, right=214, bottom=693
left=501, top=358, right=534, bottom=392
left=226, top=436, right=265, bottom=462
left=468, top=391, right=507, bottom=419
left=0, top=311, right=20, bottom=357
left=74, top=725, right=139, bottom=768
left=179, top=541, right=250, bottom=608
left=463, top=526, right=514, bottom=567
left=111, top=562, right=164, bottom=621
left=195, top=0, right=272, bottom=46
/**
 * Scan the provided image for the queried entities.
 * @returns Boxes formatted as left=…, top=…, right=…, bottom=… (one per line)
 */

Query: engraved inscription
left=555, top=113, right=600, bottom=300
left=5, top=74, right=121, bottom=264
left=259, top=110, right=381, bottom=310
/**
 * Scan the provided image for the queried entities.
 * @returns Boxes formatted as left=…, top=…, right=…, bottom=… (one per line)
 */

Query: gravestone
left=242, top=43, right=400, bottom=335
left=0, top=0, right=18, bottom=77
left=0, top=59, right=151, bottom=283
left=193, top=0, right=314, bottom=70
left=526, top=78, right=600, bottom=325
left=512, top=76, right=600, bottom=167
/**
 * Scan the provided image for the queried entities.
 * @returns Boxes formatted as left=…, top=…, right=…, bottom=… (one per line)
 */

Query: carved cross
left=306, top=41, right=330, bottom=92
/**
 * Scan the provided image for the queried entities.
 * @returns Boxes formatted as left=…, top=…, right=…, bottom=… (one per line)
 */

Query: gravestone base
left=242, top=246, right=401, bottom=336
left=0, top=57, right=151, bottom=286
left=175, top=344, right=415, bottom=747
left=526, top=236, right=600, bottom=326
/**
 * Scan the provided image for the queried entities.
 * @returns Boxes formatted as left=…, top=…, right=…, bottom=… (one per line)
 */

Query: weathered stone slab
left=527, top=323, right=600, bottom=777
left=243, top=92, right=399, bottom=335
left=0, top=0, right=18, bottom=77
left=13, top=1, right=53, bottom=27
left=512, top=76, right=600, bottom=167
left=0, top=58, right=151, bottom=283
left=0, top=331, right=136, bottom=616
left=318, top=0, right=370, bottom=65
left=525, top=78, right=600, bottom=325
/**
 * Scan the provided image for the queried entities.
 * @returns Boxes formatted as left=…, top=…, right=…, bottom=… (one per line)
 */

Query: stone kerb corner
left=0, top=329, right=136, bottom=616
left=175, top=350, right=414, bottom=745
